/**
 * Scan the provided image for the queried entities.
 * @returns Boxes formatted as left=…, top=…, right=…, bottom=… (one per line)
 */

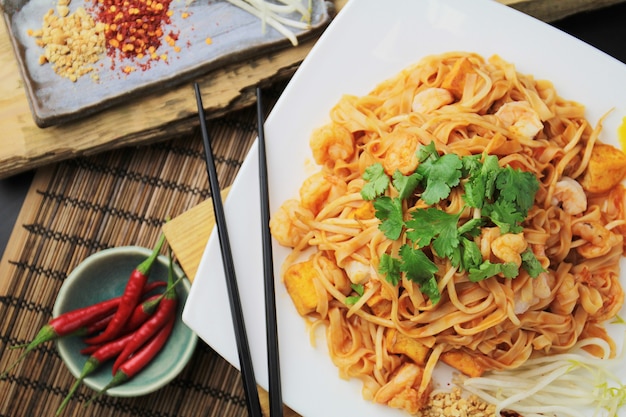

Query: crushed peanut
left=29, top=0, right=105, bottom=82
left=417, top=388, right=497, bottom=417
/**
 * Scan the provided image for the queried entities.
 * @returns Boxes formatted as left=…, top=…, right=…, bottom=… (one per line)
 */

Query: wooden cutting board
left=162, top=188, right=228, bottom=283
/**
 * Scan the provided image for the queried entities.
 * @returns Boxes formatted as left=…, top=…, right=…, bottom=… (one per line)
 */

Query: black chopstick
left=256, top=87, right=283, bottom=417
left=194, top=82, right=263, bottom=417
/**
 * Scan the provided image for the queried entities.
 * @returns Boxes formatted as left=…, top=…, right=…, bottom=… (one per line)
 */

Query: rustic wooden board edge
left=2, top=0, right=625, bottom=180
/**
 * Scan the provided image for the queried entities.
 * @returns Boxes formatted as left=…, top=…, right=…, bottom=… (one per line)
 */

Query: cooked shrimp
left=310, top=123, right=355, bottom=166
left=299, top=172, right=347, bottom=214
left=491, top=233, right=528, bottom=266
left=411, top=87, right=454, bottom=114
left=495, top=101, right=543, bottom=139
left=374, top=364, right=429, bottom=415
left=382, top=130, right=420, bottom=175
left=513, top=272, right=552, bottom=314
left=480, top=227, right=501, bottom=260
left=343, top=259, right=372, bottom=285
left=269, top=199, right=313, bottom=247
left=572, top=220, right=622, bottom=258
left=552, top=176, right=587, bottom=215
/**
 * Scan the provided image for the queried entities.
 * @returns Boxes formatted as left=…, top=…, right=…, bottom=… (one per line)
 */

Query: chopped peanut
left=29, top=1, right=105, bottom=82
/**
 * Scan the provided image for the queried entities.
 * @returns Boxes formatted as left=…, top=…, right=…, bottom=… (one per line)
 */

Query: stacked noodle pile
left=269, top=52, right=626, bottom=415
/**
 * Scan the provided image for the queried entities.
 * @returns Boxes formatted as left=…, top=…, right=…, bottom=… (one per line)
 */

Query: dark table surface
left=1, top=1, right=626, bottom=259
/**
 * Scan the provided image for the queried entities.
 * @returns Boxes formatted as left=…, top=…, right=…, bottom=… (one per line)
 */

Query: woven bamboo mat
left=0, top=82, right=296, bottom=417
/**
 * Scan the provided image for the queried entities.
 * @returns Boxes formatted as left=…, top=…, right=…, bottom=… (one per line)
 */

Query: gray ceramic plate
left=2, top=0, right=331, bottom=127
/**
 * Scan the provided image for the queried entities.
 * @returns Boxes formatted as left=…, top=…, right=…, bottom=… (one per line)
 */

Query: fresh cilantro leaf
left=373, top=196, right=404, bottom=240
left=457, top=218, right=483, bottom=238
left=406, top=208, right=460, bottom=250
left=361, top=163, right=389, bottom=200
left=482, top=200, right=525, bottom=234
left=418, top=276, right=441, bottom=305
left=461, top=154, right=483, bottom=177
left=407, top=208, right=468, bottom=261
left=495, top=166, right=539, bottom=215
left=399, top=244, right=440, bottom=303
left=521, top=249, right=546, bottom=278
left=379, top=253, right=402, bottom=286
left=345, top=283, right=365, bottom=305
left=417, top=153, right=463, bottom=205
left=392, top=170, right=422, bottom=200
left=458, top=237, right=483, bottom=272
left=468, top=261, right=519, bottom=282
left=417, top=141, right=439, bottom=163
left=481, top=155, right=501, bottom=201
left=463, top=154, right=501, bottom=208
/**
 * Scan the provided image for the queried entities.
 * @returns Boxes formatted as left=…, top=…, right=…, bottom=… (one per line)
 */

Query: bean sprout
left=226, top=0, right=313, bottom=46
left=457, top=337, right=626, bottom=417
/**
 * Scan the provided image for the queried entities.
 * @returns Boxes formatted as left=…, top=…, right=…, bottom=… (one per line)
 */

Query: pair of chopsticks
left=194, top=83, right=283, bottom=417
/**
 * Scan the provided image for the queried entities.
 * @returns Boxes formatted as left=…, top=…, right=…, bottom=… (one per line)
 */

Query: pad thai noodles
left=269, top=51, right=626, bottom=415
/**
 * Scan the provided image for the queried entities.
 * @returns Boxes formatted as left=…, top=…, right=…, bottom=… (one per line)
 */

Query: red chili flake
left=92, top=0, right=179, bottom=70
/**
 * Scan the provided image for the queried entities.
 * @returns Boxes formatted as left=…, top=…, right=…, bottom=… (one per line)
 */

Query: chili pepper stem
left=56, top=357, right=100, bottom=416
left=136, top=233, right=166, bottom=276
left=83, top=371, right=128, bottom=408
left=1, top=324, right=57, bottom=379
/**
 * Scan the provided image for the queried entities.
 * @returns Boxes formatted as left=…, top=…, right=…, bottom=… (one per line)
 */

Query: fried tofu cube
left=386, top=329, right=430, bottom=365
left=581, top=143, right=626, bottom=194
left=366, top=292, right=392, bottom=317
left=283, top=260, right=320, bottom=316
left=441, top=57, right=476, bottom=99
left=440, top=350, right=485, bottom=377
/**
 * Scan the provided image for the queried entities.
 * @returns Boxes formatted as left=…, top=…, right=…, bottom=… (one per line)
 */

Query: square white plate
left=183, top=0, right=626, bottom=416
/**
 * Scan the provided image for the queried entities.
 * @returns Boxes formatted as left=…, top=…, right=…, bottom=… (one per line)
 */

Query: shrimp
left=572, top=220, right=622, bottom=258
left=374, top=363, right=430, bottom=415
left=411, top=87, right=454, bottom=114
left=343, top=259, right=372, bottom=285
left=552, top=176, right=587, bottom=215
left=309, top=123, right=355, bottom=166
left=269, top=199, right=313, bottom=247
left=490, top=233, right=528, bottom=266
left=495, top=101, right=543, bottom=139
left=299, top=172, right=347, bottom=215
left=480, top=227, right=501, bottom=260
left=382, top=130, right=420, bottom=175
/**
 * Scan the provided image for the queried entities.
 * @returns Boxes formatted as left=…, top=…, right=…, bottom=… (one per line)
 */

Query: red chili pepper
left=83, top=314, right=113, bottom=337
left=79, top=292, right=162, bottom=356
left=0, top=280, right=167, bottom=379
left=56, top=331, right=136, bottom=416
left=111, top=259, right=179, bottom=374
left=0, top=297, right=118, bottom=378
left=87, top=317, right=175, bottom=404
left=84, top=235, right=166, bottom=345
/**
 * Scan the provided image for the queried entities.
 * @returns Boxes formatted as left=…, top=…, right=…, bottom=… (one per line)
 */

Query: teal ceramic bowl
left=53, top=246, right=198, bottom=397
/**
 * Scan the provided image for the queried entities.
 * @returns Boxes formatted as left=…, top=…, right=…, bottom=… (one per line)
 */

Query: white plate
left=183, top=0, right=626, bottom=416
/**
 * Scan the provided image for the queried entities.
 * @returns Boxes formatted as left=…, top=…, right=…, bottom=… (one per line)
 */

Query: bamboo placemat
left=0, top=81, right=298, bottom=417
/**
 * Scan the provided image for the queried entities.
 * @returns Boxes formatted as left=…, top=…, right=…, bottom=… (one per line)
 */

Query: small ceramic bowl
left=53, top=246, right=198, bottom=397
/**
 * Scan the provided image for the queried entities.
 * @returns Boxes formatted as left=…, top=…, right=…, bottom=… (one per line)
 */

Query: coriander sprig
left=360, top=142, right=545, bottom=303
